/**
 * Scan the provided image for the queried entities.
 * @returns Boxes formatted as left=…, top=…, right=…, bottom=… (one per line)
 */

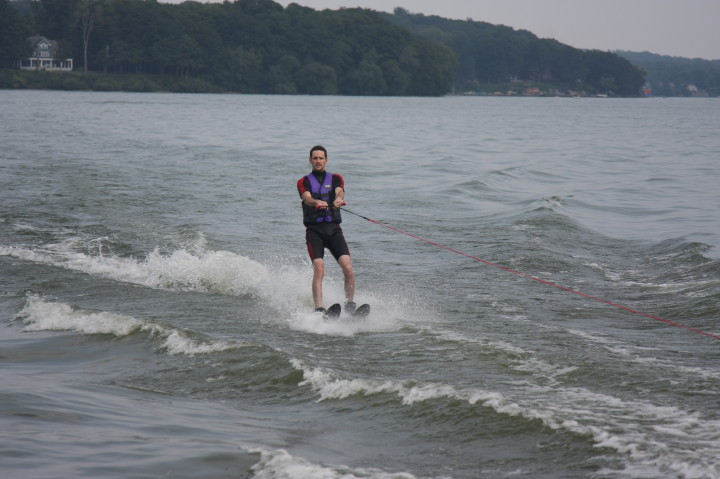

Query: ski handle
left=315, top=201, right=346, bottom=210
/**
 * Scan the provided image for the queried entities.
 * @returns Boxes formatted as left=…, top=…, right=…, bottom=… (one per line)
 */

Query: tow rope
left=339, top=206, right=720, bottom=341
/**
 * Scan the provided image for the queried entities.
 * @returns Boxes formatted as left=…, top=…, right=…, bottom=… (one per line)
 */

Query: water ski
left=352, top=303, right=370, bottom=318
left=323, top=303, right=342, bottom=320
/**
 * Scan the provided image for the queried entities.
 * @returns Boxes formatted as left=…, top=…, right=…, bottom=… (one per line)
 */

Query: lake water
left=1, top=90, right=719, bottom=479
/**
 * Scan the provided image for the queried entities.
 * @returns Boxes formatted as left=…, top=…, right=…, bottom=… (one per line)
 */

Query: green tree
left=8, top=0, right=458, bottom=95
left=343, top=58, right=387, bottom=95
left=268, top=53, right=301, bottom=93
left=297, top=62, right=337, bottom=94
left=229, top=46, right=264, bottom=92
left=380, top=58, right=408, bottom=95
left=0, top=0, right=34, bottom=68
left=151, top=37, right=179, bottom=76
left=384, top=9, right=645, bottom=95
left=34, top=0, right=80, bottom=56
left=175, top=34, right=203, bottom=79
left=406, top=37, right=456, bottom=95
left=75, top=0, right=101, bottom=72
left=583, top=50, right=644, bottom=95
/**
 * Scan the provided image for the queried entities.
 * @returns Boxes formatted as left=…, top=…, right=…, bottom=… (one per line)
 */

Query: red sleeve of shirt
left=297, top=177, right=310, bottom=198
left=333, top=174, right=345, bottom=191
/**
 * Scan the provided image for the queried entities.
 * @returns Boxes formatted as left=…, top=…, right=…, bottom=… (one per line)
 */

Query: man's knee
left=337, top=255, right=353, bottom=274
left=312, top=259, right=325, bottom=277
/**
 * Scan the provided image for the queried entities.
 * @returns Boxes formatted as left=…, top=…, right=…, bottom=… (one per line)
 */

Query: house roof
left=28, top=35, right=58, bottom=50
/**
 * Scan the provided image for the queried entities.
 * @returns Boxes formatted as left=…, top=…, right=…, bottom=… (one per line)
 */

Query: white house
left=20, top=35, right=74, bottom=71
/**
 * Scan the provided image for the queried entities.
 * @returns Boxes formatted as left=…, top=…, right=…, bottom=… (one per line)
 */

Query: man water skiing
left=297, top=145, right=357, bottom=316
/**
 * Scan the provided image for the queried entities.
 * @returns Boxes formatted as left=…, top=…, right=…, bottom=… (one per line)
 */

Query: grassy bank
left=0, top=69, right=225, bottom=93
left=1, top=70, right=618, bottom=97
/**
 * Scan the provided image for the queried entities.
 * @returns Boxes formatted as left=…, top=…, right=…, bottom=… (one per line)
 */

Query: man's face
left=309, top=150, right=328, bottom=172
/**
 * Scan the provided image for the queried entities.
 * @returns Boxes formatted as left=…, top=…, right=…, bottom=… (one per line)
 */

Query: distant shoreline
left=1, top=69, right=714, bottom=98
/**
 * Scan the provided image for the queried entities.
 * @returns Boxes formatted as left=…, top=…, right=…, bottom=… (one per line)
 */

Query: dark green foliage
left=617, top=51, right=720, bottom=96
left=383, top=8, right=646, bottom=96
left=0, top=68, right=223, bottom=92
left=3, top=0, right=667, bottom=96
left=4, top=0, right=456, bottom=95
left=0, top=0, right=33, bottom=68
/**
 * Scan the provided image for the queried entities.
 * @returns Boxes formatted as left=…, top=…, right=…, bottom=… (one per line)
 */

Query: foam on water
left=248, top=447, right=418, bottom=479
left=15, top=294, right=240, bottom=356
left=0, top=234, right=316, bottom=312
left=290, top=358, right=720, bottom=478
left=2, top=234, right=431, bottom=338
left=1, top=241, right=272, bottom=296
left=287, top=303, right=410, bottom=337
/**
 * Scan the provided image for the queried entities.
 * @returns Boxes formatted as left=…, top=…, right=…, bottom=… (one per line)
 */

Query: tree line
left=383, top=8, right=646, bottom=96
left=617, top=51, right=720, bottom=97
left=2, top=0, right=456, bottom=95
left=1, top=0, right=657, bottom=96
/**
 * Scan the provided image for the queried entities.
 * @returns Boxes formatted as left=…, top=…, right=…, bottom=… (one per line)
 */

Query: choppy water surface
left=1, top=90, right=719, bottom=478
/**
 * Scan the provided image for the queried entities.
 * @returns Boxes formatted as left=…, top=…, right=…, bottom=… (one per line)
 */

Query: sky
left=272, top=0, right=720, bottom=60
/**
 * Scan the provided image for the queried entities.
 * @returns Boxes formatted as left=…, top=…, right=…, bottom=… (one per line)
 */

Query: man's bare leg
left=312, top=258, right=325, bottom=309
left=337, top=254, right=355, bottom=303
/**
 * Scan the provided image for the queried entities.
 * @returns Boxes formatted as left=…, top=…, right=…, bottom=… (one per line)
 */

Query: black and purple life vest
left=302, top=171, right=342, bottom=225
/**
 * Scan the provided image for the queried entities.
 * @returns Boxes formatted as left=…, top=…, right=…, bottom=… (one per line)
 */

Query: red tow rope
left=340, top=206, right=720, bottom=341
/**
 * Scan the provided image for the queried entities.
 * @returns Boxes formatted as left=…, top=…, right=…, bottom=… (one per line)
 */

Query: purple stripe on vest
left=306, top=172, right=334, bottom=222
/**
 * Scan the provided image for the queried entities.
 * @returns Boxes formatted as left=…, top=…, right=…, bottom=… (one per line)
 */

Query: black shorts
left=305, top=222, right=350, bottom=261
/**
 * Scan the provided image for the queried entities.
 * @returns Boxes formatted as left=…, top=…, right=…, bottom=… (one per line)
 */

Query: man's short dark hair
left=309, top=145, right=327, bottom=158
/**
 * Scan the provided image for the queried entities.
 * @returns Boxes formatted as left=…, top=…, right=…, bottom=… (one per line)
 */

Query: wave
left=14, top=294, right=242, bottom=356
left=247, top=447, right=418, bottom=479
left=484, top=206, right=720, bottom=316
left=1, top=229, right=433, bottom=336
left=566, top=328, right=720, bottom=382
left=0, top=232, right=321, bottom=319
left=1, top=241, right=272, bottom=296
left=290, top=357, right=720, bottom=478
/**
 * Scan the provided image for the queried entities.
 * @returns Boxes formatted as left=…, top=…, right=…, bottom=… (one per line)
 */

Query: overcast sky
left=272, top=0, right=720, bottom=60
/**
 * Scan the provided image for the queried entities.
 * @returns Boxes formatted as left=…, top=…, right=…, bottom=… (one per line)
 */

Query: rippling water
left=1, top=90, right=719, bottom=479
